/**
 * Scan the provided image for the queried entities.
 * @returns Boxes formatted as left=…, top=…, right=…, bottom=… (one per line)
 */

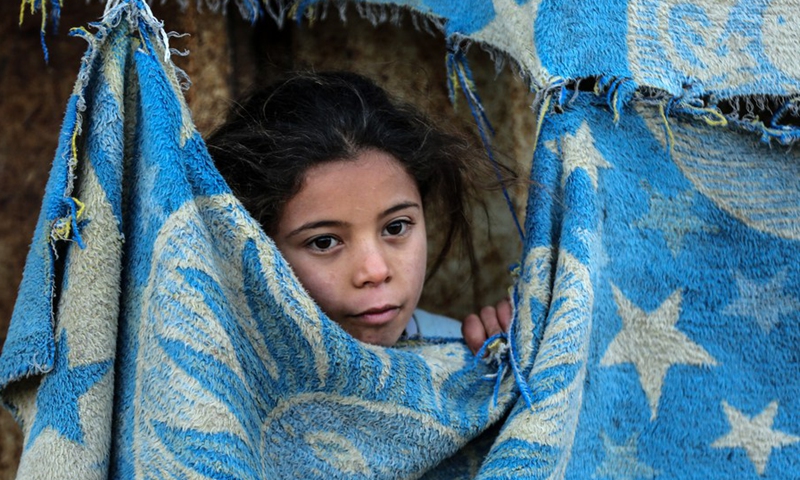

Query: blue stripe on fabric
left=183, top=133, right=233, bottom=198
left=478, top=438, right=560, bottom=478
left=561, top=169, right=597, bottom=267
left=151, top=420, right=261, bottom=478
left=84, top=74, right=125, bottom=228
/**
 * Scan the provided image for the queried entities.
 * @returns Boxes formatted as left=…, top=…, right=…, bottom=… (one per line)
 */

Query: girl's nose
left=353, top=244, right=391, bottom=287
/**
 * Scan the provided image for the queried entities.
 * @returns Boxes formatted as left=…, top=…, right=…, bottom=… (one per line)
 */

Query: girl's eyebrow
left=286, top=202, right=420, bottom=239
left=286, top=220, right=349, bottom=239
left=380, top=201, right=420, bottom=218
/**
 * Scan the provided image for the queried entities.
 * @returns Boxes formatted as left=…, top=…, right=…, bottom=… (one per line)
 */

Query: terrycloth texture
left=5, top=0, right=800, bottom=479
left=523, top=94, right=800, bottom=478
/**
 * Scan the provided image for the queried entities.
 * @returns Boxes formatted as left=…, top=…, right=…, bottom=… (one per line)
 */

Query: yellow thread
left=19, top=0, right=26, bottom=26
left=757, top=122, right=788, bottom=137
left=457, top=63, right=482, bottom=113
left=612, top=88, right=621, bottom=124
left=288, top=2, right=300, bottom=21
left=306, top=6, right=317, bottom=27
left=449, top=68, right=459, bottom=92
left=456, top=62, right=467, bottom=88
left=487, top=338, right=504, bottom=354
left=19, top=0, right=41, bottom=26
left=40, top=0, right=47, bottom=37
left=72, top=197, right=86, bottom=221
left=659, top=103, right=675, bottom=152
left=534, top=94, right=552, bottom=145
left=51, top=218, right=71, bottom=241
left=697, top=107, right=727, bottom=127
left=457, top=62, right=477, bottom=94
left=448, top=60, right=459, bottom=108
left=70, top=124, right=79, bottom=165
left=137, top=29, right=147, bottom=51
left=50, top=198, right=85, bottom=242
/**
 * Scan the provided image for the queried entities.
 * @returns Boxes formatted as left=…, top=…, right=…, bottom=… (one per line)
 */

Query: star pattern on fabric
left=601, top=284, right=717, bottom=420
left=633, top=182, right=716, bottom=257
left=26, top=330, right=113, bottom=449
left=711, top=400, right=800, bottom=476
left=560, top=121, right=612, bottom=189
left=543, top=122, right=612, bottom=191
left=722, top=269, right=800, bottom=334
left=593, top=432, right=658, bottom=480
left=471, top=0, right=540, bottom=78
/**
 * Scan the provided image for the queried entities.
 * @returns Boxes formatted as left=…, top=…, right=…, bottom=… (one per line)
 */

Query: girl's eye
left=383, top=220, right=411, bottom=237
left=307, top=236, right=340, bottom=252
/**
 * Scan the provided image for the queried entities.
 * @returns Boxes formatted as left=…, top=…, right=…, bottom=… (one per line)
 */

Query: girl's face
left=274, top=149, right=427, bottom=346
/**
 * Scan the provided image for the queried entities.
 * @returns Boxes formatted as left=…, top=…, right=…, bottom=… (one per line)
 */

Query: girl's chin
left=344, top=323, right=408, bottom=347
left=333, top=308, right=411, bottom=346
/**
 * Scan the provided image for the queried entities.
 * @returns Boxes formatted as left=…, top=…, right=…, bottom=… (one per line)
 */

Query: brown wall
left=0, top=4, right=534, bottom=476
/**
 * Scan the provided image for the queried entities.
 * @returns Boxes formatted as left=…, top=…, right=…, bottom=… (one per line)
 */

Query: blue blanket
left=3, top=0, right=799, bottom=478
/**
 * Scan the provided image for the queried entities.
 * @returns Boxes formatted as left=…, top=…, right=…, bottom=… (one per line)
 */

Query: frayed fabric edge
left=54, top=0, right=182, bottom=253
left=533, top=75, right=800, bottom=149
left=0, top=0, right=186, bottom=393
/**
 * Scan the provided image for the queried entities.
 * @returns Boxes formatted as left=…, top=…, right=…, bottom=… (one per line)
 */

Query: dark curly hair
left=206, top=71, right=484, bottom=280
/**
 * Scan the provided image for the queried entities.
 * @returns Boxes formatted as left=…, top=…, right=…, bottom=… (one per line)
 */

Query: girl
left=206, top=71, right=510, bottom=353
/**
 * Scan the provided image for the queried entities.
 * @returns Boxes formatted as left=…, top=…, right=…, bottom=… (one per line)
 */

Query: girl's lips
left=350, top=305, right=401, bottom=326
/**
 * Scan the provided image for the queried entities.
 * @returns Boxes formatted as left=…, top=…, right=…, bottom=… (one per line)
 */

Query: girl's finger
left=479, top=305, right=502, bottom=338
left=496, top=298, right=512, bottom=332
left=462, top=313, right=487, bottom=354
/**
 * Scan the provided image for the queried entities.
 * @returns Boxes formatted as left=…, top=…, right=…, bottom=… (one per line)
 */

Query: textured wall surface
left=0, top=4, right=534, bottom=477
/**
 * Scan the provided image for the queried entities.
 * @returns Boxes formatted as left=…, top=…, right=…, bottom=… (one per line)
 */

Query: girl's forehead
left=301, top=151, right=416, bottom=195
left=281, top=150, right=423, bottom=226
left=306, top=150, right=406, bottom=178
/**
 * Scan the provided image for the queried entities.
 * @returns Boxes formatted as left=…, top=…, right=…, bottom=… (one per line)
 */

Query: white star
left=633, top=183, right=716, bottom=257
left=712, top=400, right=800, bottom=475
left=561, top=121, right=612, bottom=189
left=601, top=284, right=717, bottom=420
left=723, top=270, right=800, bottom=334
left=542, top=122, right=612, bottom=190
left=593, top=432, right=658, bottom=480
left=470, top=0, right=543, bottom=81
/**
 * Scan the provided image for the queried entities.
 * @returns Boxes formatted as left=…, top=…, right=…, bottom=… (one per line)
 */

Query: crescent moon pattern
left=637, top=104, right=800, bottom=241
left=627, top=0, right=800, bottom=95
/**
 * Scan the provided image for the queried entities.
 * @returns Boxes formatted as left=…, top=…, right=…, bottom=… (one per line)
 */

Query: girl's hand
left=462, top=298, right=512, bottom=354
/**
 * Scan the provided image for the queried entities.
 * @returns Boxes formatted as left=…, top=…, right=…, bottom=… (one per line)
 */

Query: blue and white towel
left=3, top=0, right=799, bottom=478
